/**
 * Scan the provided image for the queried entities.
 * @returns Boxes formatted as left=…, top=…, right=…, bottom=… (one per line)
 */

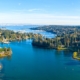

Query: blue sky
left=0, top=0, right=80, bottom=25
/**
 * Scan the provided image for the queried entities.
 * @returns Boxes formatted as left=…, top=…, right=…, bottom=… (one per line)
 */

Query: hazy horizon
left=0, top=0, right=80, bottom=25
left=0, top=23, right=80, bottom=26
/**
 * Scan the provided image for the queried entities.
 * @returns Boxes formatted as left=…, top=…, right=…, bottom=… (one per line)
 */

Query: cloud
left=0, top=13, right=80, bottom=25
left=28, top=9, right=43, bottom=12
left=12, top=8, right=44, bottom=13
left=45, top=15, right=80, bottom=19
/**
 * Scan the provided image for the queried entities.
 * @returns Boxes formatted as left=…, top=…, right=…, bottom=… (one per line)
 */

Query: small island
left=0, top=47, right=12, bottom=58
left=73, top=50, right=80, bottom=60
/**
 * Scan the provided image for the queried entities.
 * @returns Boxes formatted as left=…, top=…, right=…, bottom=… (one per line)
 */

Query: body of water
left=0, top=25, right=79, bottom=80
left=0, top=40, right=80, bottom=80
left=1, top=25, right=56, bottom=38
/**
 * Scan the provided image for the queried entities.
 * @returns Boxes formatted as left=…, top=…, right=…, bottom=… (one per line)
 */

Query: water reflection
left=0, top=60, right=5, bottom=80
left=63, top=50, right=73, bottom=57
left=65, top=60, right=80, bottom=66
left=55, top=50, right=73, bottom=57
left=0, top=56, right=12, bottom=80
left=6, top=56, right=12, bottom=60
left=55, top=50, right=63, bottom=56
left=0, top=63, right=3, bottom=70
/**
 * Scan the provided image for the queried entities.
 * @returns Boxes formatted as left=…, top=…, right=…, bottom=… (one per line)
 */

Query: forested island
left=30, top=25, right=80, bottom=35
left=32, top=25, right=80, bottom=60
left=0, top=47, right=12, bottom=58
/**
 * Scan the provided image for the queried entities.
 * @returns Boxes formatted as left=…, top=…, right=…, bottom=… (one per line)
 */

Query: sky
left=0, top=0, right=80, bottom=25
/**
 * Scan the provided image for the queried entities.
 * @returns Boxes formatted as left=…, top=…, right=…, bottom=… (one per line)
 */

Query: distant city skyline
left=0, top=0, right=80, bottom=25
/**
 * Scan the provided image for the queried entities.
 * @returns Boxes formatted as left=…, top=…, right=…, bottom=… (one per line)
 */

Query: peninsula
left=0, top=29, right=42, bottom=42
left=31, top=25, right=80, bottom=60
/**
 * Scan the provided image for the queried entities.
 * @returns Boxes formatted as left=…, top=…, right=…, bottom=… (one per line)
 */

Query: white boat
left=2, top=41, right=10, bottom=44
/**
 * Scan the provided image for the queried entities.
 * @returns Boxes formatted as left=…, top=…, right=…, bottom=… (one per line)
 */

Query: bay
left=1, top=25, right=56, bottom=38
left=0, top=26, right=79, bottom=80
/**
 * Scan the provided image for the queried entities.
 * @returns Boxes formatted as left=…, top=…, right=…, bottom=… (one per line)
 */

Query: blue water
left=0, top=26, right=80, bottom=80
left=1, top=25, right=56, bottom=38
left=0, top=40, right=80, bottom=80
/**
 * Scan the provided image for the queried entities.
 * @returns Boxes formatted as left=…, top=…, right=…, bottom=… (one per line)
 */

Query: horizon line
left=0, top=23, right=80, bottom=26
